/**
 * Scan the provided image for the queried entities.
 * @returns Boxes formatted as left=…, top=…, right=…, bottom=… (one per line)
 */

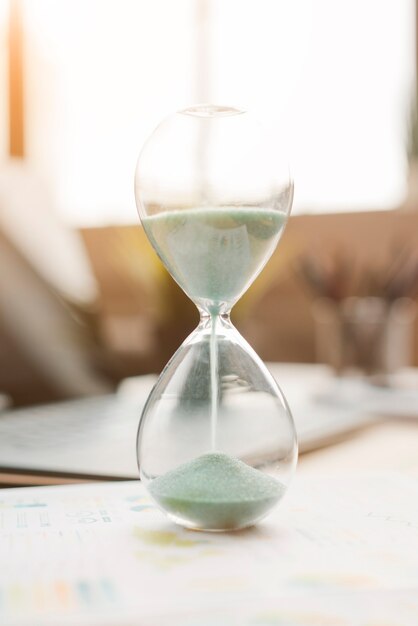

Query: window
left=0, top=0, right=9, bottom=158
left=2, top=0, right=416, bottom=224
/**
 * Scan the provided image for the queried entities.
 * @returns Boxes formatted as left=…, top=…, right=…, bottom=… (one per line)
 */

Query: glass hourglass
left=135, top=105, right=297, bottom=531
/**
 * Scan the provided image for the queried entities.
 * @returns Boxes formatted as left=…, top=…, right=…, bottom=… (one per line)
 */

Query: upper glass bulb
left=135, top=105, right=293, bottom=315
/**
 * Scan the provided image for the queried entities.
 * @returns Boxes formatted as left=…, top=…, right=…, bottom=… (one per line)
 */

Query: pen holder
left=313, top=297, right=417, bottom=385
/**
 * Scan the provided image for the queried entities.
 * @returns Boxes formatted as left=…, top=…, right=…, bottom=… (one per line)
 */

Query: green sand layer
left=142, top=207, right=285, bottom=309
left=148, top=452, right=284, bottom=530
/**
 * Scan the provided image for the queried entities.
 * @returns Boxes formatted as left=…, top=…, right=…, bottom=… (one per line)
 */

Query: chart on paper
left=0, top=474, right=417, bottom=625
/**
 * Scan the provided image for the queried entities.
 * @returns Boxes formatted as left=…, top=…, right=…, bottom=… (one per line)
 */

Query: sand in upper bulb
left=141, top=206, right=286, bottom=309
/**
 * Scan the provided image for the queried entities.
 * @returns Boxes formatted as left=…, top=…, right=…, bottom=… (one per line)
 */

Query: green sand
left=143, top=208, right=286, bottom=528
left=148, top=452, right=283, bottom=530
left=142, top=207, right=285, bottom=310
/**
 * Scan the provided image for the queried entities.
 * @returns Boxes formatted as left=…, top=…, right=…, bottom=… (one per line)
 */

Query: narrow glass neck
left=195, top=300, right=234, bottom=318
left=198, top=310, right=232, bottom=330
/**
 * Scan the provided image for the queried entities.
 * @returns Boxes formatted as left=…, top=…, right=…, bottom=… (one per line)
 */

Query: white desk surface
left=0, top=365, right=417, bottom=625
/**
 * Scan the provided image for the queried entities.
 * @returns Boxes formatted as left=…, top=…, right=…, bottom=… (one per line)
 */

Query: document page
left=0, top=472, right=417, bottom=625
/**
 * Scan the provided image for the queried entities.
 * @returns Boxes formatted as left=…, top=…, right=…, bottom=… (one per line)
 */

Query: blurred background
left=0, top=0, right=417, bottom=406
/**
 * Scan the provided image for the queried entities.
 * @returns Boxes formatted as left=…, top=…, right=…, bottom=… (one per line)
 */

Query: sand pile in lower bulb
left=149, top=452, right=283, bottom=530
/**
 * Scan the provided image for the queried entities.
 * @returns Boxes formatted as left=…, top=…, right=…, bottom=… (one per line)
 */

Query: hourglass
left=135, top=105, right=297, bottom=531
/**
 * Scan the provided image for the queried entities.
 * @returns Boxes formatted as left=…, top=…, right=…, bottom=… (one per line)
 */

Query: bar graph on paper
left=0, top=483, right=155, bottom=622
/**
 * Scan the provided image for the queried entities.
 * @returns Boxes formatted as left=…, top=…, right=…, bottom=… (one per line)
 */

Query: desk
left=300, top=419, right=418, bottom=474
left=0, top=365, right=417, bottom=625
